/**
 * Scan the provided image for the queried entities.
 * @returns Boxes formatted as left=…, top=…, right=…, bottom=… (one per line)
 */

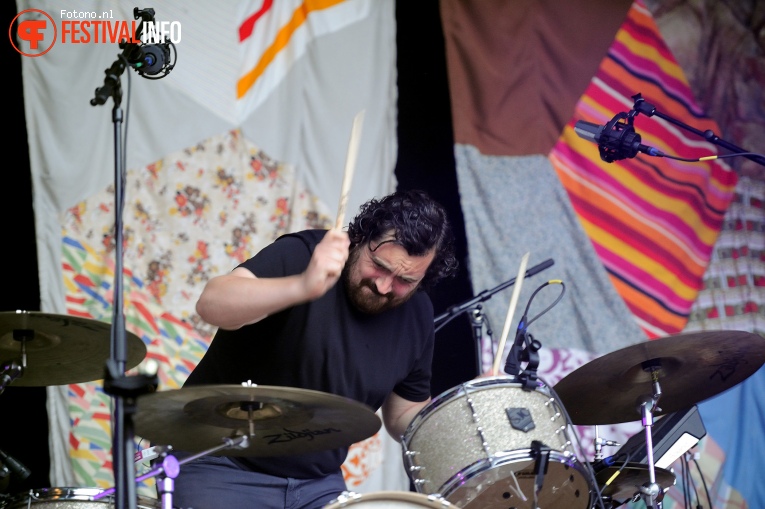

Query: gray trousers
left=169, top=455, right=347, bottom=509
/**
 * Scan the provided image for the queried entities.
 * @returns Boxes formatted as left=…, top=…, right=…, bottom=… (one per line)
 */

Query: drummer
left=175, top=189, right=458, bottom=509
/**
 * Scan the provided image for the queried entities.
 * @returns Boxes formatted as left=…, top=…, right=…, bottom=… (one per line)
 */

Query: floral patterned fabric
left=59, top=130, right=393, bottom=495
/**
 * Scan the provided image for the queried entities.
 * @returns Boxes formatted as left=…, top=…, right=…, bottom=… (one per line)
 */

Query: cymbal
left=595, top=462, right=675, bottom=501
left=553, top=330, right=765, bottom=424
left=0, top=310, right=146, bottom=387
left=133, top=384, right=382, bottom=457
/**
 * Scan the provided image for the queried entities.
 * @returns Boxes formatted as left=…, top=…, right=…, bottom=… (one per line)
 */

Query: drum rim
left=436, top=448, right=590, bottom=499
left=324, top=490, right=453, bottom=507
left=4, top=486, right=160, bottom=507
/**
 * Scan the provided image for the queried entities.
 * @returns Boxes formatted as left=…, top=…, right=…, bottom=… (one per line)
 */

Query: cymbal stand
left=593, top=426, right=620, bottom=461
left=636, top=363, right=664, bottom=509
left=93, top=435, right=250, bottom=509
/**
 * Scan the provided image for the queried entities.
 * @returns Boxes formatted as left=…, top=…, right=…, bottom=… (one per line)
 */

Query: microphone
left=0, top=449, right=31, bottom=481
left=574, top=117, right=663, bottom=163
left=124, top=7, right=176, bottom=78
left=126, top=43, right=172, bottom=77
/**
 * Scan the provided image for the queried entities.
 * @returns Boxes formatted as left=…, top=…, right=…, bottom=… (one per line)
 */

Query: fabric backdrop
left=15, top=0, right=765, bottom=507
left=17, top=0, right=405, bottom=497
left=442, top=1, right=759, bottom=508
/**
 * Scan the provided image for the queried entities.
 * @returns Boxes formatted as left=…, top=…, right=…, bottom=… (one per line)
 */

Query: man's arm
left=195, top=229, right=350, bottom=330
left=381, top=391, right=431, bottom=442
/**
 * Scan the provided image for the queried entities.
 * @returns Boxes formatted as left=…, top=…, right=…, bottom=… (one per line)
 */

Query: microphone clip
left=598, top=112, right=641, bottom=163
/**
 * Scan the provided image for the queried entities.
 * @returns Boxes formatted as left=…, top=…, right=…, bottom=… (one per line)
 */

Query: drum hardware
left=0, top=449, right=30, bottom=485
left=0, top=310, right=146, bottom=387
left=0, top=360, right=23, bottom=395
left=94, top=436, right=249, bottom=509
left=323, top=490, right=456, bottom=508
left=554, top=330, right=765, bottom=508
left=2, top=486, right=164, bottom=509
left=132, top=383, right=381, bottom=457
left=122, top=383, right=380, bottom=509
left=552, top=330, right=765, bottom=426
left=432, top=258, right=555, bottom=377
left=593, top=426, right=621, bottom=461
left=593, top=462, right=676, bottom=507
left=401, top=376, right=596, bottom=509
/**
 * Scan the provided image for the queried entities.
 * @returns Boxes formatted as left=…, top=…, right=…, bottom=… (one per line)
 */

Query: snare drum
left=402, top=377, right=592, bottom=509
left=4, top=487, right=162, bottom=508
left=323, top=491, right=453, bottom=508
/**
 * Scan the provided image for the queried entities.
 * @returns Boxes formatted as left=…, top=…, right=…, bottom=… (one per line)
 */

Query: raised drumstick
left=335, top=109, right=366, bottom=230
left=491, top=252, right=530, bottom=376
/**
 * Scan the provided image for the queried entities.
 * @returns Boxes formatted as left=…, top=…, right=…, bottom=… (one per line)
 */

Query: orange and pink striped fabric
left=550, top=1, right=738, bottom=337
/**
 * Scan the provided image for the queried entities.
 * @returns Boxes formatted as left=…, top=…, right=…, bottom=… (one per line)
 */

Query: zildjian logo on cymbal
left=262, top=427, right=342, bottom=444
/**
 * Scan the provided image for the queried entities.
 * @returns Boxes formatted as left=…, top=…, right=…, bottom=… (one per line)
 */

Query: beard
left=342, top=248, right=417, bottom=314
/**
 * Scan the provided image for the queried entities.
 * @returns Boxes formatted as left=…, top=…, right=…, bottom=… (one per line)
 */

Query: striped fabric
left=549, top=0, right=738, bottom=338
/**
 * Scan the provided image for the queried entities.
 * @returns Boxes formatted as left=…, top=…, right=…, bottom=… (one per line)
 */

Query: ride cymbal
left=133, top=384, right=382, bottom=457
left=553, top=330, right=765, bottom=425
left=0, top=310, right=146, bottom=387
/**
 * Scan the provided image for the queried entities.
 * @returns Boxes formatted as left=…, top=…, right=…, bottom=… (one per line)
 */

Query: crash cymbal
left=0, top=310, right=146, bottom=387
left=553, top=330, right=765, bottom=425
left=595, top=462, right=675, bottom=501
left=133, top=384, right=382, bottom=457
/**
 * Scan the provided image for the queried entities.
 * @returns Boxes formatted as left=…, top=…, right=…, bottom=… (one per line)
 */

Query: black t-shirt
left=185, top=229, right=434, bottom=478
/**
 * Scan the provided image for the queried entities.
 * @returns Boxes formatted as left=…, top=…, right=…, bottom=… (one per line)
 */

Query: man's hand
left=301, top=229, right=350, bottom=300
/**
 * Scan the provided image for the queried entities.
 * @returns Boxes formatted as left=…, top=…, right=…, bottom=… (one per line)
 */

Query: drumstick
left=335, top=109, right=366, bottom=230
left=491, top=252, right=530, bottom=376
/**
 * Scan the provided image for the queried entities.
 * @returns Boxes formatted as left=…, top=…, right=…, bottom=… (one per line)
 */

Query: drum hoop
left=6, top=487, right=160, bottom=507
left=325, top=490, right=453, bottom=507
left=436, top=449, right=586, bottom=497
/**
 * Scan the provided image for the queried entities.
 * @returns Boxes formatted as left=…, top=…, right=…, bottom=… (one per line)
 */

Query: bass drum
left=323, top=491, right=454, bottom=508
left=401, top=376, right=593, bottom=509
left=3, top=487, right=162, bottom=508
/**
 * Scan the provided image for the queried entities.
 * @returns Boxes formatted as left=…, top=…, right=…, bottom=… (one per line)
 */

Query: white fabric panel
left=454, top=144, right=645, bottom=359
left=239, top=0, right=398, bottom=225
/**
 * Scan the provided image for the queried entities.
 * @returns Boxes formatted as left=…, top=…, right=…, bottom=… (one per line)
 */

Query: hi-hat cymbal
left=595, top=462, right=675, bottom=501
left=133, top=384, right=382, bottom=457
left=553, top=330, right=765, bottom=425
left=0, top=310, right=146, bottom=387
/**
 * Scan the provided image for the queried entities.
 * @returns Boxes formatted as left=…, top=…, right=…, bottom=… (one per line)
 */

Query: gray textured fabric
left=454, top=144, right=645, bottom=357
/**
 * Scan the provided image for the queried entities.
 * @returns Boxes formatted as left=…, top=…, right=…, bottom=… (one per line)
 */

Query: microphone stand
left=434, top=259, right=554, bottom=376
left=631, top=93, right=765, bottom=168
left=89, top=11, right=160, bottom=509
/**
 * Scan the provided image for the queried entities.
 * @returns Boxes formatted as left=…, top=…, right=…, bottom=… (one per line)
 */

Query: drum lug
left=413, top=479, right=427, bottom=486
left=409, top=465, right=425, bottom=473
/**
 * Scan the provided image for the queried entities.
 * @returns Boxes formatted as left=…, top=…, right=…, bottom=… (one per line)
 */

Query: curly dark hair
left=346, top=189, right=458, bottom=289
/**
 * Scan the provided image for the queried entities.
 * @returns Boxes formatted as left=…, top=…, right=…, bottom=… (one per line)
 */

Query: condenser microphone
left=126, top=7, right=176, bottom=78
left=126, top=43, right=172, bottom=76
left=574, top=118, right=663, bottom=163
